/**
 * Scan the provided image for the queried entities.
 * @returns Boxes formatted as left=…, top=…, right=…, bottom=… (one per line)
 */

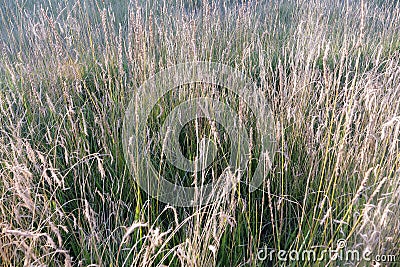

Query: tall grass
left=0, top=0, right=399, bottom=266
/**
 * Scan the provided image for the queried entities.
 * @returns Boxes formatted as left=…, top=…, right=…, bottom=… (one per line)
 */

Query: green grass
left=0, top=0, right=399, bottom=266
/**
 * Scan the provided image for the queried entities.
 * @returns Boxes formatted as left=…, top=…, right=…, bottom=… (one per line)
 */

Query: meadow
left=0, top=0, right=399, bottom=266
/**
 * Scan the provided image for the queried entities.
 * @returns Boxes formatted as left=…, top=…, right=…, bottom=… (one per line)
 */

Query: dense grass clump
left=0, top=0, right=399, bottom=266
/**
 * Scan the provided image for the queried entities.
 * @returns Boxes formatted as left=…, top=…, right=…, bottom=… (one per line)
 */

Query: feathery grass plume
left=0, top=0, right=399, bottom=266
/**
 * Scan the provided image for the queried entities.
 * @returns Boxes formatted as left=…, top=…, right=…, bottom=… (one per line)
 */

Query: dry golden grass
left=0, top=0, right=399, bottom=266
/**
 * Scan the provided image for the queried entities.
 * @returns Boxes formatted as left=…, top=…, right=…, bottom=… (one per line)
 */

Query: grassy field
left=0, top=0, right=399, bottom=266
